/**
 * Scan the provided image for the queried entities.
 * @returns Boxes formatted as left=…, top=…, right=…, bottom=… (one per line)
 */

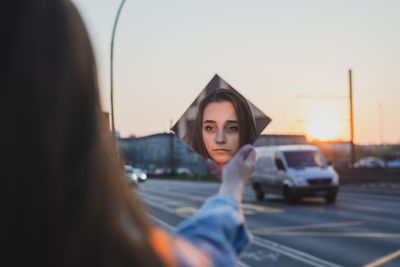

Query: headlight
left=133, top=174, right=137, bottom=179
left=295, top=178, right=307, bottom=186
left=141, top=173, right=147, bottom=180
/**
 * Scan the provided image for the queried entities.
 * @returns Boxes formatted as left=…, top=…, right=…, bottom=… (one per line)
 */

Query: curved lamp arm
left=110, top=0, right=127, bottom=139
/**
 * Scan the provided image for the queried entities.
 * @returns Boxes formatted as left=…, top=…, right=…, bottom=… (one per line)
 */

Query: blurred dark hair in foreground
left=0, top=0, right=163, bottom=266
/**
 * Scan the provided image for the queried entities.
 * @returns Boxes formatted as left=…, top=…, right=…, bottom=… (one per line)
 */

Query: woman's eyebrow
left=203, top=120, right=239, bottom=124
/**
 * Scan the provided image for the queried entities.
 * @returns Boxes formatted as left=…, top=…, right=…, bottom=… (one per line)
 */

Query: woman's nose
left=214, top=129, right=226, bottom=144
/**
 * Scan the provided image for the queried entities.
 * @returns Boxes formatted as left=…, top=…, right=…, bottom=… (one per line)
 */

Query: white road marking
left=140, top=189, right=284, bottom=214
left=146, top=213, right=251, bottom=267
left=148, top=213, right=174, bottom=232
left=363, top=249, right=400, bottom=267
left=258, top=231, right=400, bottom=238
left=251, top=236, right=341, bottom=267
left=252, top=221, right=364, bottom=234
left=141, top=193, right=342, bottom=267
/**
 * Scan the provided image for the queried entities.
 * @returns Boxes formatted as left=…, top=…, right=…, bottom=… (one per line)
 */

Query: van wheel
left=325, top=193, right=336, bottom=204
left=255, top=187, right=264, bottom=201
left=283, top=187, right=298, bottom=204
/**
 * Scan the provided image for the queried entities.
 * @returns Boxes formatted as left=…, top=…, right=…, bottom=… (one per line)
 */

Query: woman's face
left=202, top=101, right=240, bottom=169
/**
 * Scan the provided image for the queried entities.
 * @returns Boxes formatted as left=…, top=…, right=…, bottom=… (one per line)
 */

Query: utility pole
left=295, top=70, right=356, bottom=168
left=379, top=102, right=385, bottom=160
left=349, top=69, right=355, bottom=168
left=379, top=102, right=383, bottom=145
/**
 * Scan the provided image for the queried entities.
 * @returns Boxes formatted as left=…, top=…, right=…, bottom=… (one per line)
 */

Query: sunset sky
left=73, top=0, right=400, bottom=144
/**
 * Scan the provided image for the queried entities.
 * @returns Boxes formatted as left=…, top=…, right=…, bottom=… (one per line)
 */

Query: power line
left=296, top=95, right=347, bottom=99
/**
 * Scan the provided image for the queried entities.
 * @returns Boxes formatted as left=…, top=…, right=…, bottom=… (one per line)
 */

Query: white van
left=252, top=145, right=339, bottom=204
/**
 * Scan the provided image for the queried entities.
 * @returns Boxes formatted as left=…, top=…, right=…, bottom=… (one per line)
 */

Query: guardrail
left=336, top=168, right=400, bottom=184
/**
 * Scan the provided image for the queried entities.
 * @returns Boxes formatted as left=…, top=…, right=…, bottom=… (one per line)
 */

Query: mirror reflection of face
left=171, top=76, right=272, bottom=175
left=202, top=101, right=240, bottom=169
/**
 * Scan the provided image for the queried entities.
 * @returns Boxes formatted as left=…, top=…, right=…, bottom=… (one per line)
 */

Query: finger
left=214, top=167, right=222, bottom=180
left=243, top=148, right=257, bottom=168
left=235, top=144, right=253, bottom=160
left=207, top=158, right=219, bottom=170
left=238, top=144, right=256, bottom=162
left=207, top=158, right=222, bottom=180
left=242, top=145, right=256, bottom=161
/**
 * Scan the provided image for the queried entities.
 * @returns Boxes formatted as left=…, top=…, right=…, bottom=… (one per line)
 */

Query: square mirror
left=172, top=74, right=271, bottom=169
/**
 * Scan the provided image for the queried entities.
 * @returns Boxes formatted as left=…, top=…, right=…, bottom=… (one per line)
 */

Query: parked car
left=354, top=157, right=385, bottom=169
left=252, top=145, right=339, bottom=204
left=153, top=168, right=166, bottom=176
left=176, top=167, right=192, bottom=175
left=387, top=160, right=400, bottom=168
left=124, top=165, right=138, bottom=187
left=132, top=168, right=147, bottom=182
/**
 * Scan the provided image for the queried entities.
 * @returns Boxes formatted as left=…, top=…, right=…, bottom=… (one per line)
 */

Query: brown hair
left=0, top=1, right=163, bottom=266
left=191, top=89, right=257, bottom=159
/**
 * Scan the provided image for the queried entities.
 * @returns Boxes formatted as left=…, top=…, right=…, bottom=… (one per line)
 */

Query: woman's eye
left=226, top=126, right=239, bottom=132
left=204, top=125, right=215, bottom=132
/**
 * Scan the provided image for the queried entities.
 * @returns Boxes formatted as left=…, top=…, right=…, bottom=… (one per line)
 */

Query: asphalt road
left=137, top=179, right=400, bottom=267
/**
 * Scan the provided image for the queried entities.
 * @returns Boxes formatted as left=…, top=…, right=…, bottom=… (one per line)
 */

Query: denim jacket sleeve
left=173, top=194, right=251, bottom=266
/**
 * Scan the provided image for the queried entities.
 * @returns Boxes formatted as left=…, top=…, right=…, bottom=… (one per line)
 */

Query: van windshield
left=283, top=151, right=327, bottom=169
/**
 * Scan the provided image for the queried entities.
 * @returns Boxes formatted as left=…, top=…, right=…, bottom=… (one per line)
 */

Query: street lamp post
left=110, top=0, right=127, bottom=139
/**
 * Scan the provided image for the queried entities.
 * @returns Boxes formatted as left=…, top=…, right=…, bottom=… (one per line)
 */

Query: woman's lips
left=213, top=148, right=229, bottom=153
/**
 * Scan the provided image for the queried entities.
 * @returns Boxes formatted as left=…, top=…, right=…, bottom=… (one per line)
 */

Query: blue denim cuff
left=174, top=194, right=251, bottom=255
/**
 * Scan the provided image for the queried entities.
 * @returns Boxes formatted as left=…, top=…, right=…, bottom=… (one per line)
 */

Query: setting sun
left=306, top=113, right=343, bottom=141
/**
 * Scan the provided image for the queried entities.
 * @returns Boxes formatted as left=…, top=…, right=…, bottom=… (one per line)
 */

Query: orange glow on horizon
left=305, top=113, right=344, bottom=141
